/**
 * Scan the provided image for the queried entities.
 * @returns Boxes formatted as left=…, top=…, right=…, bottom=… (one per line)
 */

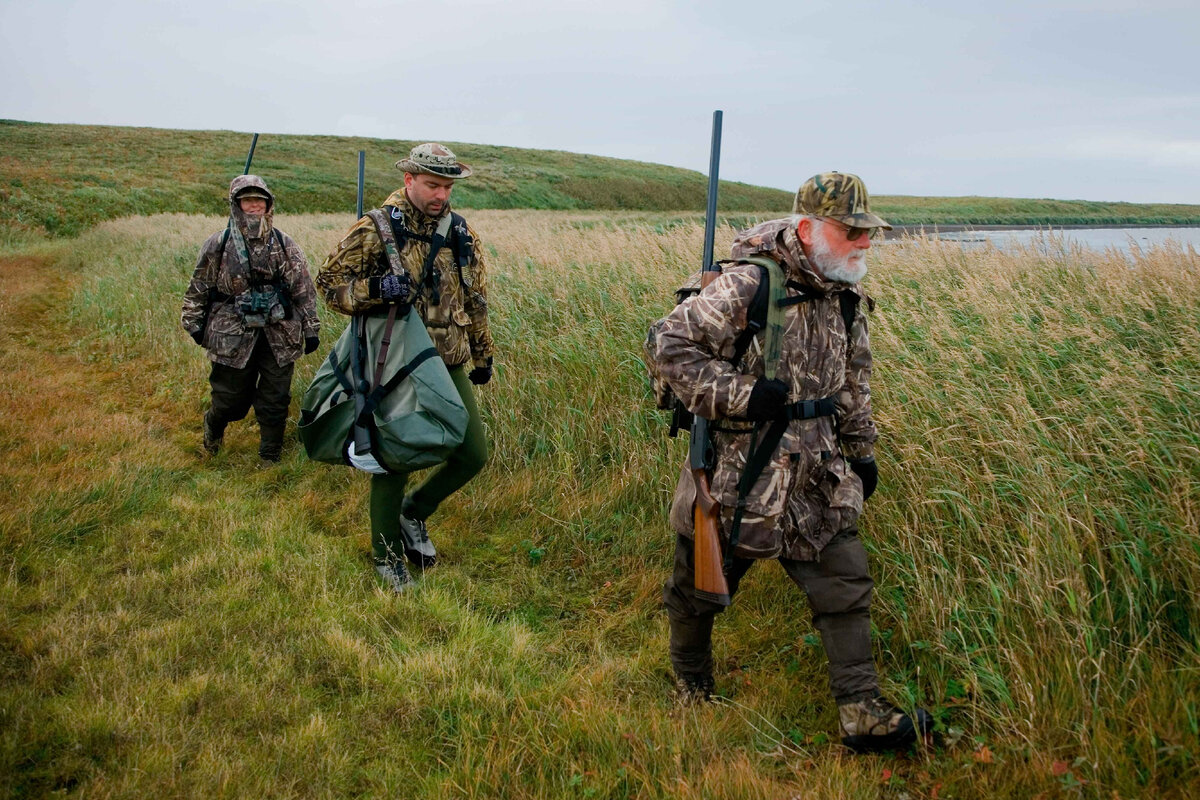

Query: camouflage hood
left=228, top=174, right=275, bottom=240
left=730, top=217, right=837, bottom=294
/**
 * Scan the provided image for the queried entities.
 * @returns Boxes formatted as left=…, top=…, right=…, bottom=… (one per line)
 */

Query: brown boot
left=838, top=693, right=932, bottom=753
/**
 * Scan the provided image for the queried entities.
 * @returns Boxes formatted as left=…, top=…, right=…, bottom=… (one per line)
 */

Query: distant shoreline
left=884, top=222, right=1200, bottom=240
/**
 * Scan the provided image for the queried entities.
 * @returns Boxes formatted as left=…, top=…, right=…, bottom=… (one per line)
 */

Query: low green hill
left=0, top=120, right=789, bottom=241
left=3, top=119, right=1199, bottom=246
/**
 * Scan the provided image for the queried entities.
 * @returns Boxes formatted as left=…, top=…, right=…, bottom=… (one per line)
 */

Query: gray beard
left=810, top=232, right=868, bottom=284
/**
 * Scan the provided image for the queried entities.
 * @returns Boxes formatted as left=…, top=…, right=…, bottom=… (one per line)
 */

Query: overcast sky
left=3, top=0, right=1198, bottom=203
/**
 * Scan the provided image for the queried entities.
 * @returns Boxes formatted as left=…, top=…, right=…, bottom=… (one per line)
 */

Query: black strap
left=726, top=415, right=789, bottom=567
left=725, top=394, right=837, bottom=566
left=385, top=208, right=448, bottom=306
left=788, top=396, right=837, bottom=420
left=349, top=315, right=373, bottom=458
left=360, top=347, right=441, bottom=418
left=730, top=263, right=771, bottom=366
left=839, top=291, right=859, bottom=340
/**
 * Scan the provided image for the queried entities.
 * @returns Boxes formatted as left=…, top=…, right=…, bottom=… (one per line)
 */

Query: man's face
left=800, top=217, right=872, bottom=284
left=238, top=196, right=268, bottom=215
left=404, top=172, right=455, bottom=216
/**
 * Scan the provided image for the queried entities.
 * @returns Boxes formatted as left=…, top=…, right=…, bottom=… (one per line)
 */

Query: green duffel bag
left=298, top=305, right=468, bottom=473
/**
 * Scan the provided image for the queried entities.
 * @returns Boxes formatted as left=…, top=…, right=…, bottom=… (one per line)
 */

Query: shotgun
left=356, top=150, right=366, bottom=219
left=243, top=133, right=259, bottom=175
left=689, top=110, right=731, bottom=606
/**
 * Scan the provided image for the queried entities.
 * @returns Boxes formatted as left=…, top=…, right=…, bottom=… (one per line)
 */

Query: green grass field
left=5, top=119, right=1200, bottom=252
left=1, top=209, right=1197, bottom=798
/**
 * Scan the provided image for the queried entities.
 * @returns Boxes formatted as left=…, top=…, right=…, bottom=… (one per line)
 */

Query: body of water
left=894, top=226, right=1200, bottom=255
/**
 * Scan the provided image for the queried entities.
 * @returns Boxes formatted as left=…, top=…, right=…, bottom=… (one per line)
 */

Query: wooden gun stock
left=692, top=467, right=731, bottom=605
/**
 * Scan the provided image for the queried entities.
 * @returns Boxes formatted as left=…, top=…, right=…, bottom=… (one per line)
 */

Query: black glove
left=469, top=357, right=493, bottom=386
left=368, top=273, right=413, bottom=303
left=190, top=328, right=205, bottom=346
left=849, top=457, right=878, bottom=501
left=745, top=378, right=788, bottom=421
left=304, top=336, right=320, bottom=354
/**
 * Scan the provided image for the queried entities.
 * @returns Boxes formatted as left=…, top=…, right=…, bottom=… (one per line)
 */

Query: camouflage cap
left=395, top=143, right=473, bottom=179
left=229, top=174, right=273, bottom=203
left=793, top=172, right=890, bottom=230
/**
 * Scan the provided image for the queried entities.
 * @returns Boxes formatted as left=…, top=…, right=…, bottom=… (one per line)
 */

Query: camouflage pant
left=207, top=335, right=294, bottom=451
left=662, top=528, right=878, bottom=702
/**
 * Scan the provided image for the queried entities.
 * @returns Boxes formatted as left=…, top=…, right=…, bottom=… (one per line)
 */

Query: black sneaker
left=838, top=694, right=932, bottom=753
left=398, top=513, right=437, bottom=571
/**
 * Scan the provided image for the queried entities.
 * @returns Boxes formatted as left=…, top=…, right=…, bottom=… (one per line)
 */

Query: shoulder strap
left=730, top=256, right=786, bottom=378
left=449, top=212, right=474, bottom=289
left=839, top=290, right=860, bottom=341
left=366, top=208, right=405, bottom=275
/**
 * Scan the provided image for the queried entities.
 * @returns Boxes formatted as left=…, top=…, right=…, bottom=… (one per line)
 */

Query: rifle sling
left=725, top=396, right=837, bottom=568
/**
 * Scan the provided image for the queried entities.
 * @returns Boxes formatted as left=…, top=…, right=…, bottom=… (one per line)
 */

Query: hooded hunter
left=181, top=174, right=320, bottom=461
left=316, top=143, right=494, bottom=592
left=648, top=172, right=932, bottom=752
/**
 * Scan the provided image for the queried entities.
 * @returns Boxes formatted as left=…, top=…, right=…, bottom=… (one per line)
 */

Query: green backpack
left=297, top=305, right=468, bottom=473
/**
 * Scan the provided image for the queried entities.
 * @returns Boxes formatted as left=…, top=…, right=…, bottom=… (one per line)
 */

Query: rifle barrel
left=243, top=133, right=259, bottom=175
left=356, top=150, right=366, bottom=219
left=701, top=110, right=723, bottom=272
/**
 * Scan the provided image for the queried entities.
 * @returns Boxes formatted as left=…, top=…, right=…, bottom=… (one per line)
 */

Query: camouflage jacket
left=180, top=177, right=320, bottom=369
left=654, top=218, right=877, bottom=560
left=316, top=189, right=493, bottom=370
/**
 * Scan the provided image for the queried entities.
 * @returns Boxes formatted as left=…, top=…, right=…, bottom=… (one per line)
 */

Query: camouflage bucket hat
left=395, top=143, right=473, bottom=179
left=793, top=171, right=891, bottom=230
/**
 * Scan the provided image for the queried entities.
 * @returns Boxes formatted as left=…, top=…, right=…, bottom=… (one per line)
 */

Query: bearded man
left=651, top=172, right=931, bottom=752
left=181, top=175, right=320, bottom=462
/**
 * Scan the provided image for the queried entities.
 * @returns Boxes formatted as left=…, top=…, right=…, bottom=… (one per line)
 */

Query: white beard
left=809, top=230, right=868, bottom=284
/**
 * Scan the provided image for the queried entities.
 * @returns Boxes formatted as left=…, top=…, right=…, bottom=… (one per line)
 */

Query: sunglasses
left=819, top=217, right=878, bottom=241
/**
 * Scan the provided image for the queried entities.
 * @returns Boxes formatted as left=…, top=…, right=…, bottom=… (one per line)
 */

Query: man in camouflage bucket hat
left=181, top=175, right=321, bottom=462
left=317, top=143, right=494, bottom=593
left=650, top=171, right=931, bottom=752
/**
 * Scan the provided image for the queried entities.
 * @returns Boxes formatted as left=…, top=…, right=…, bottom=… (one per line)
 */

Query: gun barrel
left=243, top=133, right=259, bottom=176
left=356, top=150, right=366, bottom=219
left=700, top=110, right=722, bottom=273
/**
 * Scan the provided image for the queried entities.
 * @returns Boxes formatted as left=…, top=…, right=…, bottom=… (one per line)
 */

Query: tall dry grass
left=1, top=211, right=1197, bottom=798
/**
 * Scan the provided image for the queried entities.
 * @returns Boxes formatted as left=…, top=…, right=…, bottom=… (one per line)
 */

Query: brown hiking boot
left=838, top=693, right=932, bottom=753
left=673, top=673, right=715, bottom=705
left=202, top=412, right=223, bottom=455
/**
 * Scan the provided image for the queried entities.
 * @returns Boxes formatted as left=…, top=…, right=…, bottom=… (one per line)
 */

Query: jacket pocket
left=204, top=306, right=245, bottom=359
left=801, top=456, right=863, bottom=552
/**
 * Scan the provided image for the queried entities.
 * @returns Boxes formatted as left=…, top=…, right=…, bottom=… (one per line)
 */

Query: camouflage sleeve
left=653, top=266, right=760, bottom=420
left=180, top=232, right=223, bottom=334
left=836, top=302, right=877, bottom=460
left=315, top=216, right=387, bottom=316
left=279, top=233, right=320, bottom=339
left=464, top=222, right=494, bottom=368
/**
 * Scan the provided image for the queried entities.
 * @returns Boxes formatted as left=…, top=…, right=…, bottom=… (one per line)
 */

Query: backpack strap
left=731, top=256, right=786, bottom=378
left=839, top=289, right=860, bottom=344
left=449, top=212, right=474, bottom=290
left=367, top=208, right=453, bottom=306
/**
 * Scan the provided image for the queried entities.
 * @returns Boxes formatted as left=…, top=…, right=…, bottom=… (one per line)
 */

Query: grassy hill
left=0, top=120, right=789, bottom=243
left=4, top=120, right=1200, bottom=248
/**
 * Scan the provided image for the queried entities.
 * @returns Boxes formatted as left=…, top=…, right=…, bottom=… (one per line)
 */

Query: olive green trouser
left=662, top=528, right=878, bottom=702
left=207, top=335, right=293, bottom=453
left=368, top=366, right=489, bottom=563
